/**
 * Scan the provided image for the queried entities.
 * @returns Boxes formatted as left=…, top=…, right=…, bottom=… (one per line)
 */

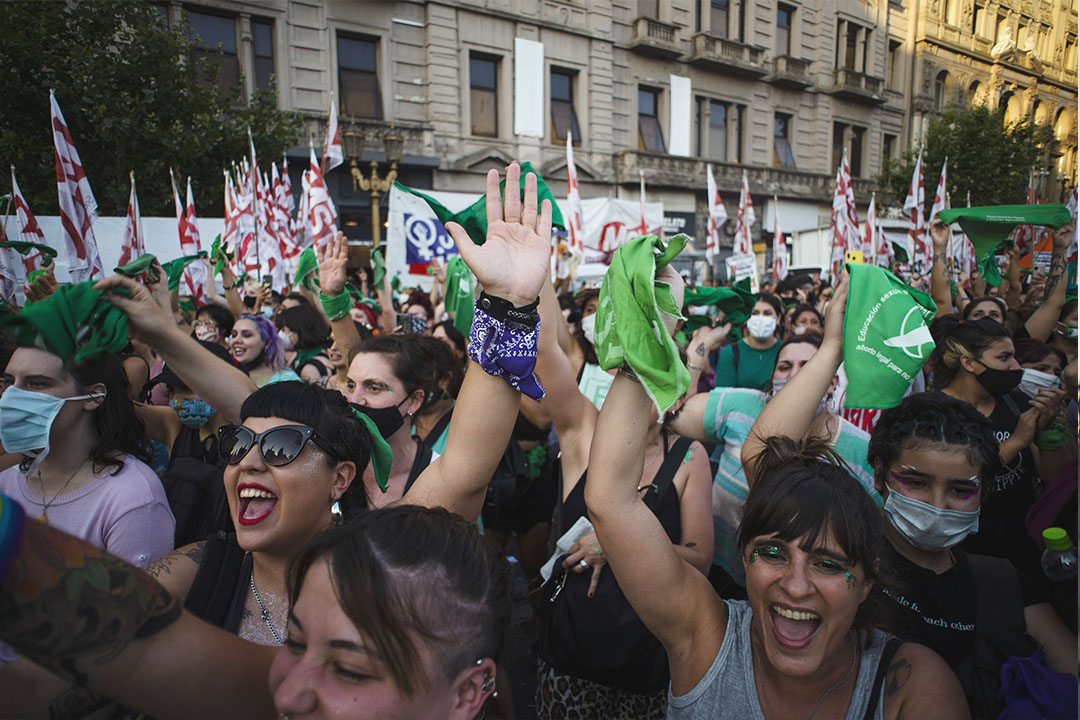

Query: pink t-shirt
left=0, top=456, right=175, bottom=567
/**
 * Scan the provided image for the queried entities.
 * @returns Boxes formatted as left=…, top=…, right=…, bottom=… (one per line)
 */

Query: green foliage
left=0, top=0, right=301, bottom=217
left=875, top=105, right=1055, bottom=212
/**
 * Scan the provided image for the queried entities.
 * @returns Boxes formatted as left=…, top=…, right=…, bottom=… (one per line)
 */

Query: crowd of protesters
left=0, top=162, right=1075, bottom=720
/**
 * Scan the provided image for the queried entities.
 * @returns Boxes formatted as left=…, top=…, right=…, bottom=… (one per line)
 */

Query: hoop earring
left=330, top=500, right=343, bottom=525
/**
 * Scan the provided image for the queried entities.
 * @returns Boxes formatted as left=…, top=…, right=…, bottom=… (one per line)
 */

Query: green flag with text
left=842, top=263, right=937, bottom=409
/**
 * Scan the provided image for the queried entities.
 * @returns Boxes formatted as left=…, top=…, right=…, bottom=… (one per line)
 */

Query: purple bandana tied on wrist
left=468, top=302, right=546, bottom=401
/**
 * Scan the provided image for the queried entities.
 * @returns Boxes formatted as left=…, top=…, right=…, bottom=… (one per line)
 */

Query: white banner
left=514, top=38, right=545, bottom=138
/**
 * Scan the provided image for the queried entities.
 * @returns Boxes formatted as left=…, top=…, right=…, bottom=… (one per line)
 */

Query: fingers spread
left=484, top=168, right=502, bottom=227
left=522, top=171, right=538, bottom=231
left=503, top=162, right=521, bottom=224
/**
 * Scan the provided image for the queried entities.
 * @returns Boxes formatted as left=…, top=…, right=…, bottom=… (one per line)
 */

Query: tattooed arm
left=0, top=516, right=275, bottom=720
left=928, top=219, right=954, bottom=318
left=1023, top=222, right=1074, bottom=342
left=881, top=642, right=969, bottom=720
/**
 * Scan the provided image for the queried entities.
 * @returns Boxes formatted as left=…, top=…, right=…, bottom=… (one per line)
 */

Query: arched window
left=933, top=71, right=950, bottom=111
left=1032, top=99, right=1046, bottom=126
left=967, top=80, right=986, bottom=107
left=1000, top=91, right=1020, bottom=126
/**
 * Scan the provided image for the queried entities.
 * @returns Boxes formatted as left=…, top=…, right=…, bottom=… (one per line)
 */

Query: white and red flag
left=1011, top=171, right=1039, bottom=258
left=297, top=170, right=313, bottom=251
left=903, top=148, right=928, bottom=277
left=0, top=216, right=21, bottom=304
left=733, top=171, right=755, bottom=256
left=281, top=154, right=295, bottom=217
left=706, top=164, right=727, bottom=266
left=10, top=166, right=50, bottom=277
left=118, top=171, right=145, bottom=268
left=273, top=162, right=301, bottom=276
left=862, top=192, right=876, bottom=257
left=1065, top=180, right=1078, bottom=261
left=50, top=90, right=103, bottom=281
left=221, top=169, right=241, bottom=270
left=930, top=158, right=951, bottom=274
left=323, top=91, right=344, bottom=172
left=830, top=164, right=847, bottom=280
left=562, top=129, right=585, bottom=278
left=307, top=144, right=338, bottom=251
left=772, top=196, right=787, bottom=281
left=170, top=170, right=206, bottom=302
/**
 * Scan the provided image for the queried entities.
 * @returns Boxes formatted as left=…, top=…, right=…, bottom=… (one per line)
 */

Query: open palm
left=317, top=232, right=349, bottom=296
left=445, top=163, right=552, bottom=308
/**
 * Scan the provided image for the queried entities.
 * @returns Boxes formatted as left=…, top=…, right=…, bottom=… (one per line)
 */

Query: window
left=550, top=69, right=581, bottom=144
left=695, top=98, right=743, bottom=162
left=188, top=11, right=240, bottom=95
left=850, top=126, right=865, bottom=176
left=252, top=20, right=274, bottom=92
left=883, top=133, right=897, bottom=161
left=711, top=0, right=729, bottom=38
left=972, top=3, right=984, bottom=35
left=832, top=123, right=846, bottom=171
left=638, top=88, right=666, bottom=152
left=845, top=23, right=858, bottom=69
left=942, top=0, right=955, bottom=25
left=887, top=40, right=902, bottom=89
left=773, top=113, right=796, bottom=169
left=470, top=55, right=498, bottom=137
left=995, top=15, right=1008, bottom=45
left=339, top=35, right=382, bottom=119
left=933, top=71, right=949, bottom=111
left=776, top=4, right=794, bottom=56
left=837, top=20, right=869, bottom=71
left=639, top=0, right=659, bottom=18
left=967, top=80, right=985, bottom=106
left=708, top=101, right=727, bottom=160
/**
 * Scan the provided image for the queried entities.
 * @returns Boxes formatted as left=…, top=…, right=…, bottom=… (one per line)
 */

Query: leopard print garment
left=535, top=657, right=667, bottom=720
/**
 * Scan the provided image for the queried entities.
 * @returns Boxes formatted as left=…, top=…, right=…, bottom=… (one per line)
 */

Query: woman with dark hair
left=787, top=303, right=824, bottom=336
left=228, top=313, right=300, bottom=387
left=432, top=319, right=467, bottom=362
left=587, top=313, right=968, bottom=719
left=928, top=316, right=1068, bottom=578
left=275, top=304, right=334, bottom=385
left=193, top=303, right=235, bottom=347
left=959, top=296, right=1008, bottom=325
left=712, top=292, right=783, bottom=391
left=1049, top=298, right=1077, bottom=365
left=0, top=160, right=552, bottom=719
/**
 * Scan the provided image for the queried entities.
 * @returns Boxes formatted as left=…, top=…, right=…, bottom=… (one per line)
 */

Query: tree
left=0, top=0, right=301, bottom=218
left=875, top=105, right=1055, bottom=211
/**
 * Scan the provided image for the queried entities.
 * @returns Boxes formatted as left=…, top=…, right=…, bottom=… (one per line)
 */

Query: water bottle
left=1040, top=527, right=1078, bottom=582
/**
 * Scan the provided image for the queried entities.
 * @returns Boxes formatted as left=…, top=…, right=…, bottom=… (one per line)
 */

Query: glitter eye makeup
left=844, top=571, right=855, bottom=589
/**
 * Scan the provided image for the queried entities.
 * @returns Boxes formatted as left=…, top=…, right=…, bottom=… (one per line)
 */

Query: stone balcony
left=614, top=150, right=872, bottom=203
left=629, top=17, right=683, bottom=59
left=828, top=68, right=886, bottom=104
left=688, top=33, right=767, bottom=78
left=765, top=55, right=813, bottom=89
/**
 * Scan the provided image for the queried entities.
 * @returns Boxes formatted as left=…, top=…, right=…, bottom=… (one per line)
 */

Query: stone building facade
left=156, top=0, right=1076, bottom=251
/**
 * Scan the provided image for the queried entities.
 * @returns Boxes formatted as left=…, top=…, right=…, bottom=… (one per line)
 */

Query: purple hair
left=239, top=313, right=288, bottom=372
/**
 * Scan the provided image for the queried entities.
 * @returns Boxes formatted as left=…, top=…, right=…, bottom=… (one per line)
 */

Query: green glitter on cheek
left=749, top=550, right=760, bottom=563
left=844, top=571, right=855, bottom=589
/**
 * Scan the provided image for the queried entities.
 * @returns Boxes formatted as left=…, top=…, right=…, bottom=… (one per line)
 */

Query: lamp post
left=343, top=122, right=404, bottom=248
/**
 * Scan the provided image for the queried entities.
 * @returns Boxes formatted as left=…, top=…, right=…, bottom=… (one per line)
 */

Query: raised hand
left=929, top=218, right=950, bottom=251
left=445, top=163, right=552, bottom=308
left=317, top=232, right=349, bottom=296
left=1053, top=221, right=1075, bottom=251
left=822, top=270, right=849, bottom=351
left=94, top=274, right=177, bottom=341
left=24, top=258, right=58, bottom=304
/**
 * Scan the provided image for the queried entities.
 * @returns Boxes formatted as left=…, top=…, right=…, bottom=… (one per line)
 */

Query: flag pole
left=249, top=127, right=262, bottom=282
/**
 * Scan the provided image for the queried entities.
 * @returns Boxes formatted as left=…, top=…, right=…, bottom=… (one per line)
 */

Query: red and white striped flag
left=1065, top=180, right=1078, bottom=261
left=323, top=91, right=344, bottom=172
left=706, top=165, right=727, bottom=266
left=281, top=154, right=295, bottom=217
left=221, top=169, right=241, bottom=271
left=862, top=193, right=876, bottom=257
left=10, top=166, right=49, bottom=278
left=50, top=90, right=103, bottom=281
left=273, top=162, right=301, bottom=276
left=118, top=171, right=145, bottom=268
left=307, top=144, right=338, bottom=251
left=772, top=196, right=787, bottom=281
left=903, top=148, right=928, bottom=277
left=563, top=130, right=585, bottom=277
left=0, top=211, right=22, bottom=304
left=258, top=170, right=286, bottom=290
left=930, top=158, right=951, bottom=276
left=297, top=170, right=313, bottom=251
left=733, top=171, right=755, bottom=256
left=170, top=170, right=206, bottom=302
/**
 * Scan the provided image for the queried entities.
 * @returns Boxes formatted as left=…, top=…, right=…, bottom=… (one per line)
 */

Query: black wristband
left=477, top=292, right=539, bottom=332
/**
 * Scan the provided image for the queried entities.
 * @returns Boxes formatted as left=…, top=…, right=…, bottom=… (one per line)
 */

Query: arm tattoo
left=684, top=542, right=698, bottom=548
left=0, top=517, right=181, bottom=686
left=48, top=685, right=110, bottom=720
left=1045, top=254, right=1066, bottom=297
left=695, top=343, right=706, bottom=357
left=884, top=657, right=912, bottom=698
left=933, top=252, right=947, bottom=265
left=145, top=542, right=206, bottom=578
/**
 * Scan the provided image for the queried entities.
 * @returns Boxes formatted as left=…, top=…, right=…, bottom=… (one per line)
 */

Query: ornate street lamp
left=344, top=121, right=402, bottom=248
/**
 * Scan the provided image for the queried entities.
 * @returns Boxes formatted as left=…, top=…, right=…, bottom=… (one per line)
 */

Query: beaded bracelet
left=0, top=494, right=27, bottom=580
left=468, top=296, right=545, bottom=401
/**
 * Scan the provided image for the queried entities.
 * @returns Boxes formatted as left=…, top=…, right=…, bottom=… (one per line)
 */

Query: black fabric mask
left=353, top=401, right=405, bottom=439
left=973, top=360, right=1022, bottom=397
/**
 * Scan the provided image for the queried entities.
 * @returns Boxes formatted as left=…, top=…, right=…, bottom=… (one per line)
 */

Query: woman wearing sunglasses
left=0, top=162, right=552, bottom=719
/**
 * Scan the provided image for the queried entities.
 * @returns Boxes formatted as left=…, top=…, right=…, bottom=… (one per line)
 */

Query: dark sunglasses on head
left=218, top=424, right=340, bottom=467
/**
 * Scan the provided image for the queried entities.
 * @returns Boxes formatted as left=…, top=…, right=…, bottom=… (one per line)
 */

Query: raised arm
left=1023, top=222, right=1073, bottom=342
left=1003, top=247, right=1022, bottom=311
left=684, top=321, right=731, bottom=398
left=0, top=501, right=276, bottom=720
left=93, top=275, right=257, bottom=423
left=402, top=163, right=552, bottom=522
left=584, top=274, right=727, bottom=694
left=741, top=272, right=847, bottom=488
left=318, top=233, right=364, bottom=357
left=929, top=218, right=954, bottom=318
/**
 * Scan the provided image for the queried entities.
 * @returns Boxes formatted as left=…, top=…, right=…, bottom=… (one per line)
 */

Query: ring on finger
left=578, top=559, right=589, bottom=570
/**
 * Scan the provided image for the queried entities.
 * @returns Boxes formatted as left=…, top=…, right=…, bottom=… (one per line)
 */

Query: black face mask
left=973, top=360, right=1022, bottom=397
left=353, top=401, right=406, bottom=439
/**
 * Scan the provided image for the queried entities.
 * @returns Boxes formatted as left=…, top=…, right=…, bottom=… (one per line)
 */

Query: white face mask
left=580, top=313, right=597, bottom=345
left=1018, top=368, right=1062, bottom=398
left=746, top=315, right=777, bottom=340
left=0, top=386, right=105, bottom=476
left=194, top=325, right=220, bottom=343
left=277, top=329, right=295, bottom=351
left=883, top=490, right=980, bottom=551
left=791, top=325, right=808, bottom=336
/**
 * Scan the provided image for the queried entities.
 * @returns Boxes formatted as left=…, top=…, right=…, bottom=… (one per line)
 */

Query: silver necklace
left=249, top=573, right=284, bottom=645
left=754, top=633, right=857, bottom=720
left=33, top=458, right=89, bottom=524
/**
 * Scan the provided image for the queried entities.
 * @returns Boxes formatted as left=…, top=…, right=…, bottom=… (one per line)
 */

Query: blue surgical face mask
left=883, top=489, right=980, bottom=551
left=0, top=385, right=105, bottom=475
left=170, top=398, right=216, bottom=427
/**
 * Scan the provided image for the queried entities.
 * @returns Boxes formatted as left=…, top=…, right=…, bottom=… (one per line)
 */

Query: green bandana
left=395, top=162, right=566, bottom=246
left=444, top=255, right=475, bottom=337
left=938, top=203, right=1072, bottom=287
left=683, top=279, right=755, bottom=340
left=594, top=234, right=689, bottom=416
left=0, top=241, right=58, bottom=261
left=161, top=253, right=206, bottom=292
left=209, top=235, right=232, bottom=277
left=0, top=281, right=131, bottom=365
left=115, top=253, right=161, bottom=284
left=842, top=264, right=937, bottom=409
left=292, top=345, right=326, bottom=372
left=349, top=407, right=393, bottom=493
left=371, top=245, right=387, bottom=289
left=294, top=247, right=319, bottom=292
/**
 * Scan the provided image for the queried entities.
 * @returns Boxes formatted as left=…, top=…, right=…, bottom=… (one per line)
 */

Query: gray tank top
left=667, top=599, right=891, bottom=720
